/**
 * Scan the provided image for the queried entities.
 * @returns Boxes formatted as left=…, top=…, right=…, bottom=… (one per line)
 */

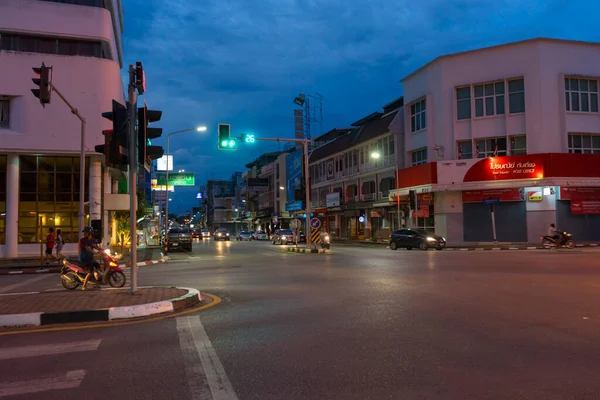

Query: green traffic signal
left=218, top=123, right=236, bottom=150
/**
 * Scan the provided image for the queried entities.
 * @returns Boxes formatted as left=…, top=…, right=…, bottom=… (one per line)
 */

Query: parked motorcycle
left=541, top=231, right=576, bottom=249
left=320, top=233, right=331, bottom=250
left=60, top=248, right=127, bottom=290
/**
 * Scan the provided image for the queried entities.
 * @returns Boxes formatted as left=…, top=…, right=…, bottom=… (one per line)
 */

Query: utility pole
left=127, top=65, right=138, bottom=294
left=256, top=137, right=313, bottom=248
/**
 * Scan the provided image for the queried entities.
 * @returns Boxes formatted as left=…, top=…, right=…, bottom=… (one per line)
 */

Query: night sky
left=122, top=0, right=600, bottom=214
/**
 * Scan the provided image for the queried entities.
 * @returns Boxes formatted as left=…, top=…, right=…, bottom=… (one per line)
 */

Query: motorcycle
left=541, top=231, right=576, bottom=249
left=60, top=248, right=127, bottom=290
left=320, top=233, right=331, bottom=250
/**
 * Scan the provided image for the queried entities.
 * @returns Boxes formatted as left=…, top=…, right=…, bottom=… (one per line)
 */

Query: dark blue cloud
left=122, top=0, right=600, bottom=213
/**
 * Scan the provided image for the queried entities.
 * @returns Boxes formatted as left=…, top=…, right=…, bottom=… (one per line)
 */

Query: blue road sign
left=482, top=198, right=500, bottom=205
left=310, top=217, right=321, bottom=229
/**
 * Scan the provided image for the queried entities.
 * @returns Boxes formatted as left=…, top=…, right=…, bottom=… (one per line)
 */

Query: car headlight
left=442, top=237, right=446, bottom=242
left=226, top=233, right=229, bottom=236
left=281, top=236, right=287, bottom=240
left=426, top=237, right=436, bottom=241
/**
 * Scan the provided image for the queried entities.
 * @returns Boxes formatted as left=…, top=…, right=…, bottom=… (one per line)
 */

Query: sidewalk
left=332, top=238, right=600, bottom=250
left=0, top=247, right=166, bottom=275
left=0, top=286, right=206, bottom=328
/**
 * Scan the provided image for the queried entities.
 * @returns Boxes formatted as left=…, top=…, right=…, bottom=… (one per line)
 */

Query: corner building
left=392, top=38, right=600, bottom=243
left=0, top=0, right=125, bottom=257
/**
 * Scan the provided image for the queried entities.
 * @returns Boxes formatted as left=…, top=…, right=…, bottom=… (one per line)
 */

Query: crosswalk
left=0, top=339, right=100, bottom=398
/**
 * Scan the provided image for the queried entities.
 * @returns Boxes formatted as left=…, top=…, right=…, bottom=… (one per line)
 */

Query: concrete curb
left=384, top=244, right=600, bottom=251
left=0, top=286, right=202, bottom=328
left=286, top=247, right=330, bottom=254
left=0, top=257, right=169, bottom=275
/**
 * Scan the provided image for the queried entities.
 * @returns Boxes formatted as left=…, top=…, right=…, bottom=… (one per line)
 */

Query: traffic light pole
left=47, top=83, right=87, bottom=236
left=127, top=65, right=138, bottom=294
left=256, top=137, right=313, bottom=249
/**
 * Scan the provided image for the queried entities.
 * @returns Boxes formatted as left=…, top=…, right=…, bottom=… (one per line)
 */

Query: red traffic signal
left=31, top=62, right=53, bottom=107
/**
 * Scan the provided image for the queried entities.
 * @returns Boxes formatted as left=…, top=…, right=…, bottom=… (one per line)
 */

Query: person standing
left=55, top=229, right=65, bottom=261
left=45, top=227, right=56, bottom=264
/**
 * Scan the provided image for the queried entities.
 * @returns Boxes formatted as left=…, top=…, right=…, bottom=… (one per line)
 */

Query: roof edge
left=399, top=37, right=600, bottom=83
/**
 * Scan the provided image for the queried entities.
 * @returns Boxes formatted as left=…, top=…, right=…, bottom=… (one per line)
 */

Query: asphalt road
left=1, top=239, right=600, bottom=399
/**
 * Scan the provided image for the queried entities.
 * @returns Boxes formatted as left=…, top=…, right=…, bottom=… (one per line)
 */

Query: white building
left=0, top=0, right=125, bottom=257
left=393, top=38, right=600, bottom=243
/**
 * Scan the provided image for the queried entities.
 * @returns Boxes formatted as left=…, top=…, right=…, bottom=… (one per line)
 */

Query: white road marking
left=0, top=370, right=86, bottom=397
left=0, top=274, right=54, bottom=294
left=0, top=339, right=102, bottom=360
left=176, top=316, right=238, bottom=400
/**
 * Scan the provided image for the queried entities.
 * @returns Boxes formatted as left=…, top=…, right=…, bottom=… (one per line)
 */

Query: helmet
left=82, top=226, right=93, bottom=233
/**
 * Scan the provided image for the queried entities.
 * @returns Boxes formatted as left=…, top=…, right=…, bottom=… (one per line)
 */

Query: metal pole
left=79, top=119, right=86, bottom=234
left=303, top=139, right=312, bottom=248
left=127, top=65, right=138, bottom=294
left=490, top=204, right=497, bottom=242
left=165, top=136, right=170, bottom=235
left=48, top=83, right=87, bottom=235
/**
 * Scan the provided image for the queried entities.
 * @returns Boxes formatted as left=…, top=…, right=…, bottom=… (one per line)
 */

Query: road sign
left=311, top=229, right=321, bottom=244
left=292, top=219, right=301, bottom=229
left=482, top=198, right=500, bottom=205
left=310, top=217, right=321, bottom=229
left=157, top=172, right=195, bottom=186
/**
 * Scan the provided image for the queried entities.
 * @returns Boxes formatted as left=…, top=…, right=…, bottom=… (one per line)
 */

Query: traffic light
left=95, top=100, right=128, bottom=168
left=241, top=133, right=255, bottom=143
left=31, top=62, right=53, bottom=107
left=217, top=123, right=237, bottom=150
left=138, top=102, right=163, bottom=171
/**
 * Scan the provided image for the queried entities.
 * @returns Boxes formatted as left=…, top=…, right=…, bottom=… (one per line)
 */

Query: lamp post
left=164, top=126, right=207, bottom=234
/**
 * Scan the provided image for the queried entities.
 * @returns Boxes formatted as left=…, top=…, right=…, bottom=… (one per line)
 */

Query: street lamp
left=165, top=126, right=207, bottom=234
left=371, top=151, right=381, bottom=159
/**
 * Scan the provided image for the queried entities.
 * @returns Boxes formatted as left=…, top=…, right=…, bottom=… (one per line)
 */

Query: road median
left=0, top=286, right=203, bottom=329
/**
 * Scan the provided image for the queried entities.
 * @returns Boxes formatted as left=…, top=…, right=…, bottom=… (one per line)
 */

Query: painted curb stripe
left=0, top=286, right=202, bottom=328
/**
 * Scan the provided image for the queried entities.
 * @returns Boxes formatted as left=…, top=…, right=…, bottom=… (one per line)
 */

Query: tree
left=112, top=190, right=150, bottom=252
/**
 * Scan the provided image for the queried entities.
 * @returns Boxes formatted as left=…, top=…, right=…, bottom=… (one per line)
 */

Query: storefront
left=390, top=153, right=600, bottom=244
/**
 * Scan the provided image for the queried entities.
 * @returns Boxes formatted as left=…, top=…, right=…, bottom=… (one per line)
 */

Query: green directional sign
left=157, top=172, right=195, bottom=186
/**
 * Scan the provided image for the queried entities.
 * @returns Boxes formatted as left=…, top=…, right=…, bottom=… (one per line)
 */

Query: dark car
left=214, top=228, right=231, bottom=241
left=389, top=229, right=446, bottom=251
left=191, top=229, right=201, bottom=239
left=166, top=227, right=192, bottom=251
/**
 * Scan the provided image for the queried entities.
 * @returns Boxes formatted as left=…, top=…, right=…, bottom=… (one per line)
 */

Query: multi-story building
left=243, top=151, right=283, bottom=232
left=391, top=37, right=600, bottom=243
left=0, top=0, right=125, bottom=257
left=202, top=172, right=244, bottom=233
left=308, top=98, right=404, bottom=240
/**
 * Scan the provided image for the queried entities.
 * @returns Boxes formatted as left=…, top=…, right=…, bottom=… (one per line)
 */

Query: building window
left=565, top=78, right=599, bottom=113
left=508, top=78, right=525, bottom=114
left=0, top=156, right=5, bottom=244
left=18, top=156, right=90, bottom=244
left=0, top=32, right=112, bottom=60
left=457, top=140, right=473, bottom=159
left=510, top=135, right=527, bottom=155
left=568, top=133, right=600, bottom=154
left=0, top=97, right=8, bottom=128
left=410, top=99, right=426, bottom=133
left=456, top=86, right=471, bottom=120
left=475, top=138, right=507, bottom=158
left=411, top=148, right=427, bottom=166
left=474, top=81, right=505, bottom=117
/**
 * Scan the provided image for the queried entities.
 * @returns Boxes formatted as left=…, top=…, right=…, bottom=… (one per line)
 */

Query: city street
left=1, top=240, right=600, bottom=399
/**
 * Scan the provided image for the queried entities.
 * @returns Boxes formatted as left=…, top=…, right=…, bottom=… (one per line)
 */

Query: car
left=271, top=229, right=295, bottom=245
left=191, top=229, right=201, bottom=239
left=389, top=229, right=446, bottom=251
left=236, top=231, right=253, bottom=241
left=200, top=229, right=211, bottom=239
left=252, top=230, right=270, bottom=240
left=214, top=228, right=231, bottom=241
left=165, top=227, right=192, bottom=252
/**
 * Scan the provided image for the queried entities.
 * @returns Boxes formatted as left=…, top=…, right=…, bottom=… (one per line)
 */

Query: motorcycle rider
left=548, top=223, right=560, bottom=242
left=79, top=227, right=101, bottom=290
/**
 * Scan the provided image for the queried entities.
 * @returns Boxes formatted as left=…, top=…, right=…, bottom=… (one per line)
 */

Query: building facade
left=0, top=0, right=125, bottom=257
left=201, top=173, right=244, bottom=233
left=391, top=37, right=600, bottom=243
left=308, top=98, right=403, bottom=240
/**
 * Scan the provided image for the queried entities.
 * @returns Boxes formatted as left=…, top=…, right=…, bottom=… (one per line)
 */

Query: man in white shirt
left=548, top=223, right=560, bottom=240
